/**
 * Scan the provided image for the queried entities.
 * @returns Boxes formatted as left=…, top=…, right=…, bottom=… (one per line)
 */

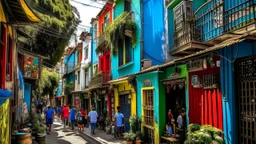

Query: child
left=166, top=121, right=173, bottom=136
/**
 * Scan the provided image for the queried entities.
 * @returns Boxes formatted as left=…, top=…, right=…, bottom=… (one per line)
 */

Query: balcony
left=88, top=71, right=110, bottom=87
left=170, top=0, right=256, bottom=57
left=98, top=34, right=106, bottom=47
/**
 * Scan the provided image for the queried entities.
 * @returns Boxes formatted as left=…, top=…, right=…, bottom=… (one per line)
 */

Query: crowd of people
left=40, top=103, right=125, bottom=137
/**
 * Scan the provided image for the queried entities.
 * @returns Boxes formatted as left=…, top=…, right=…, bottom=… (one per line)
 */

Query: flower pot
left=35, top=133, right=46, bottom=144
left=125, top=30, right=133, bottom=37
left=15, top=132, right=32, bottom=144
left=32, top=70, right=37, bottom=78
left=126, top=141, right=133, bottom=144
left=136, top=140, right=142, bottom=144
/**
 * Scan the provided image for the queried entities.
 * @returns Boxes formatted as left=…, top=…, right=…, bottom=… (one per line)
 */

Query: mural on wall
left=24, top=56, right=39, bottom=79
left=0, top=99, right=10, bottom=144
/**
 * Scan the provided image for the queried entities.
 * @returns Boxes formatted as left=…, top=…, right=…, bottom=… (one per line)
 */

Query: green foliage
left=22, top=0, right=81, bottom=66
left=102, top=12, right=138, bottom=55
left=64, top=82, right=74, bottom=96
left=185, top=124, right=224, bottom=144
left=25, top=64, right=38, bottom=71
left=123, top=132, right=136, bottom=141
left=38, top=68, right=59, bottom=97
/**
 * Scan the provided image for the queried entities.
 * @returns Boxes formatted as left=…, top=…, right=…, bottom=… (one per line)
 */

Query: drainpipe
left=140, top=0, right=144, bottom=71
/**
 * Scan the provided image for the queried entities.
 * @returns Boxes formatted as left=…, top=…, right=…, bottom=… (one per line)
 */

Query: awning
left=2, top=0, right=41, bottom=25
left=18, top=67, right=24, bottom=90
left=108, top=75, right=132, bottom=84
left=19, top=49, right=49, bottom=59
left=0, top=89, right=12, bottom=99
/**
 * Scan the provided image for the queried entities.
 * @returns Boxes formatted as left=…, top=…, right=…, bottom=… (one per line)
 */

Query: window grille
left=124, top=0, right=131, bottom=12
left=125, top=36, right=132, bottom=63
left=143, top=89, right=154, bottom=127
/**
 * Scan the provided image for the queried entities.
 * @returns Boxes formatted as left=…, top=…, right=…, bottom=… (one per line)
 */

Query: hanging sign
left=143, top=79, right=152, bottom=87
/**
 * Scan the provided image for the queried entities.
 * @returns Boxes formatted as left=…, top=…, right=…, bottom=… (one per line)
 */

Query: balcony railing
left=88, top=71, right=110, bottom=87
left=173, top=20, right=202, bottom=49
left=97, top=34, right=106, bottom=47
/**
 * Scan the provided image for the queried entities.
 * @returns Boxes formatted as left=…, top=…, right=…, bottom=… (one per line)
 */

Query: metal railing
left=88, top=71, right=110, bottom=86
left=97, top=34, right=106, bottom=47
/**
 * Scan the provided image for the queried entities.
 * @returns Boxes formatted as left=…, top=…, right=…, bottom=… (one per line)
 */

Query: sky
left=69, top=0, right=105, bottom=47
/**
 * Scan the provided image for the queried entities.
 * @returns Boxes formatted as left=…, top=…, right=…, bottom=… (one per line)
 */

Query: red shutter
left=0, top=25, right=7, bottom=88
left=79, top=51, right=82, bottom=62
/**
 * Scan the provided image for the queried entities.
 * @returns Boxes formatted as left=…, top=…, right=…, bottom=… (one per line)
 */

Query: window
left=84, top=47, right=88, bottom=59
left=143, top=89, right=154, bottom=143
left=124, top=0, right=131, bottom=12
left=104, top=12, right=110, bottom=28
left=118, top=36, right=133, bottom=66
left=93, top=64, right=98, bottom=75
left=78, top=71, right=80, bottom=84
left=84, top=71, right=89, bottom=87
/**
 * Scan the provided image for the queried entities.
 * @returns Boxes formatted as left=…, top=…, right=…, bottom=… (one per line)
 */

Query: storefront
left=136, top=71, right=165, bottom=144
left=187, top=55, right=223, bottom=130
left=109, top=76, right=136, bottom=132
left=161, top=64, right=189, bottom=125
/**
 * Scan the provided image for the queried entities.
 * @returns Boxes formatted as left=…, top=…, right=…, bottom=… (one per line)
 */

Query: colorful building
left=0, top=0, right=40, bottom=143
left=88, top=1, right=113, bottom=117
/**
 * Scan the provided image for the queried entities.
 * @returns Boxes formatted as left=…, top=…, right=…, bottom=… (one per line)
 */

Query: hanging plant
left=104, top=12, right=138, bottom=55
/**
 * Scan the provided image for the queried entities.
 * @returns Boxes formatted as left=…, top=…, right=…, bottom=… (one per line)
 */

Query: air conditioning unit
left=141, top=59, right=152, bottom=70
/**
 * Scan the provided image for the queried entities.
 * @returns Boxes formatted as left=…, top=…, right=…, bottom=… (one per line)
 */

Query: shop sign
left=143, top=79, right=152, bottom=87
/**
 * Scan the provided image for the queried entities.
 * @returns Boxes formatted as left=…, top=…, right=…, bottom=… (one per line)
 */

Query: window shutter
left=124, top=0, right=131, bottom=12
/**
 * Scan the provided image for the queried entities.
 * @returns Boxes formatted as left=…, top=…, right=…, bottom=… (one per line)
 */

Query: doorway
left=119, top=94, right=131, bottom=132
left=165, top=81, right=186, bottom=122
left=236, top=56, right=256, bottom=144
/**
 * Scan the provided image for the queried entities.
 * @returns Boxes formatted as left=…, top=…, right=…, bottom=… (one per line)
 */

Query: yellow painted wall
left=114, top=81, right=136, bottom=116
left=0, top=99, right=10, bottom=144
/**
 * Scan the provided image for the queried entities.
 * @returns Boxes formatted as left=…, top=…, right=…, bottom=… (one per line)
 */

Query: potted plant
left=185, top=124, right=224, bottom=144
left=125, top=20, right=137, bottom=38
left=130, top=116, right=144, bottom=144
left=135, top=131, right=144, bottom=144
left=123, top=132, right=136, bottom=144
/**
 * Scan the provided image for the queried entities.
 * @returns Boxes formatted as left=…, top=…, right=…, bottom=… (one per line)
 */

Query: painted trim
left=118, top=61, right=134, bottom=70
left=141, top=87, right=154, bottom=90
left=20, top=0, right=41, bottom=22
left=111, top=79, right=128, bottom=85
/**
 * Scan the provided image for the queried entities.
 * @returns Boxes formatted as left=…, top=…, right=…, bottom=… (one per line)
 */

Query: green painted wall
left=158, top=72, right=166, bottom=137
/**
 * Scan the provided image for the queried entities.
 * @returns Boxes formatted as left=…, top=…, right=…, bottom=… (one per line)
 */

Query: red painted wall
left=188, top=66, right=223, bottom=130
left=0, top=24, right=7, bottom=89
left=99, top=51, right=110, bottom=72
left=98, top=3, right=113, bottom=36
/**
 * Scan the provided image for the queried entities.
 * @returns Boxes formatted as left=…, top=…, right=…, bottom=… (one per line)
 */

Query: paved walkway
left=46, top=120, right=100, bottom=144
left=81, top=127, right=126, bottom=144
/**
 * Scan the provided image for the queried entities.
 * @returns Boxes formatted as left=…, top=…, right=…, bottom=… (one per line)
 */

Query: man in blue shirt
left=114, top=106, right=124, bottom=138
left=70, top=106, right=76, bottom=130
left=88, top=107, right=98, bottom=134
left=44, top=106, right=55, bottom=133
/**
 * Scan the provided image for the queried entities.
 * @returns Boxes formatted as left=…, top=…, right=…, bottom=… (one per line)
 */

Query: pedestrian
left=70, top=106, right=76, bottom=130
left=78, top=108, right=86, bottom=131
left=88, top=107, right=98, bottom=134
left=62, top=105, right=69, bottom=128
left=114, top=106, right=124, bottom=138
left=44, top=106, right=54, bottom=134
left=177, top=108, right=187, bottom=144
left=57, top=105, right=62, bottom=118
left=99, top=112, right=104, bottom=130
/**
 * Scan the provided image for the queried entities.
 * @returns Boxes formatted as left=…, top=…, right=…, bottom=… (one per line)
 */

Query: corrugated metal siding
left=188, top=66, right=223, bottom=130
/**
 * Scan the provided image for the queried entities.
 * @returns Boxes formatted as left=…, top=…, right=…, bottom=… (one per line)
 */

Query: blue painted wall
left=220, top=41, right=256, bottom=144
left=90, top=27, right=98, bottom=77
left=143, top=0, right=165, bottom=65
left=112, top=0, right=141, bottom=79
left=24, top=83, right=31, bottom=111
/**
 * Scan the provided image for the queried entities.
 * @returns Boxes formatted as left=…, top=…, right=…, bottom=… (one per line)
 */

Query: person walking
left=62, top=105, right=69, bottom=128
left=57, top=106, right=62, bottom=118
left=78, top=108, right=86, bottom=131
left=114, top=106, right=124, bottom=138
left=44, top=106, right=55, bottom=134
left=177, top=108, right=187, bottom=144
left=88, top=107, right=98, bottom=134
left=70, top=106, right=76, bottom=130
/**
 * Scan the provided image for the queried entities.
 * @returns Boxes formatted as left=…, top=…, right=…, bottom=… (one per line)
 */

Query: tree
left=23, top=0, right=81, bottom=66
left=37, top=68, right=59, bottom=98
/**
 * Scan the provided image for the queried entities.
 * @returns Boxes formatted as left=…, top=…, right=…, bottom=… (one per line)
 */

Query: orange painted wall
left=98, top=3, right=113, bottom=36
